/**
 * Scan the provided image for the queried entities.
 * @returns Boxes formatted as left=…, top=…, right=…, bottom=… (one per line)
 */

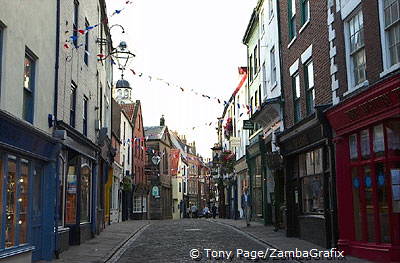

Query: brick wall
left=334, top=0, right=385, bottom=100
left=278, top=0, right=331, bottom=128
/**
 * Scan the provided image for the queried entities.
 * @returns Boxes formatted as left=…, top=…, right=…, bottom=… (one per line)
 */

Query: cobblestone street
left=116, top=219, right=282, bottom=263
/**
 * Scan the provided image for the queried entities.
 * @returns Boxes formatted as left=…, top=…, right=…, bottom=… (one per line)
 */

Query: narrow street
left=114, top=219, right=293, bottom=263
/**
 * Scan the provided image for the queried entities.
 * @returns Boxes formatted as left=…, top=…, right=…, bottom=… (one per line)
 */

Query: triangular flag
left=130, top=69, right=136, bottom=75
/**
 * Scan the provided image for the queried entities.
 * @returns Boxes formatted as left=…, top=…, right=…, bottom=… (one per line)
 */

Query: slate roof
left=144, top=126, right=166, bottom=140
left=170, top=133, right=188, bottom=160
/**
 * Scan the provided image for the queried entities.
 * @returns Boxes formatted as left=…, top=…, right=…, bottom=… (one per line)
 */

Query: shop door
left=350, top=125, right=393, bottom=244
left=32, top=166, right=43, bottom=261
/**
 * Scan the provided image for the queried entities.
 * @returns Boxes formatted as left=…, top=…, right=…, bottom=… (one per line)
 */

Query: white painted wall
left=120, top=112, right=133, bottom=175
left=0, top=0, right=56, bottom=134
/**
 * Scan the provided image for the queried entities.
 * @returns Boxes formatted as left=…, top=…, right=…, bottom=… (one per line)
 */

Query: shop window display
left=301, top=148, right=324, bottom=213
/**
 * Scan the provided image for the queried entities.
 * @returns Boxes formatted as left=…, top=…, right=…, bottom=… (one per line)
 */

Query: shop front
left=326, top=75, right=400, bottom=262
left=0, top=110, right=59, bottom=262
left=278, top=107, right=337, bottom=248
left=56, top=122, right=98, bottom=251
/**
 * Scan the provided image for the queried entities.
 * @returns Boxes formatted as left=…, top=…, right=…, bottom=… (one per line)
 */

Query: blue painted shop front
left=0, top=110, right=59, bottom=262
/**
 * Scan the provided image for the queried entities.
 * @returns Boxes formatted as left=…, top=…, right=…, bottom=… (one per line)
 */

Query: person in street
left=211, top=203, right=217, bottom=219
left=191, top=204, right=198, bottom=218
left=203, top=206, right=210, bottom=218
left=241, top=188, right=251, bottom=227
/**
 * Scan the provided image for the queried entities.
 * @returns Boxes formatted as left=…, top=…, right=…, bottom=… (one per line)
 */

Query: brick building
left=326, top=0, right=400, bottom=261
left=276, top=0, right=337, bottom=248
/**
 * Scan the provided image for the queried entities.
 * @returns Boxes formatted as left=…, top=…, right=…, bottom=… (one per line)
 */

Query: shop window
left=373, top=125, right=385, bottom=156
left=360, top=129, right=371, bottom=159
left=5, top=156, right=17, bottom=247
left=364, top=166, right=376, bottom=242
left=19, top=160, right=29, bottom=245
left=301, top=148, right=324, bottom=213
left=133, top=197, right=147, bottom=213
left=386, top=120, right=400, bottom=155
left=376, top=163, right=391, bottom=243
left=391, top=165, right=400, bottom=213
left=66, top=159, right=77, bottom=225
left=349, top=134, right=358, bottom=160
left=80, top=158, right=91, bottom=223
left=351, top=167, right=362, bottom=241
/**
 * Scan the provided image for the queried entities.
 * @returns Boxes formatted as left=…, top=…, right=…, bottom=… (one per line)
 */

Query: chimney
left=160, top=115, right=165, bottom=126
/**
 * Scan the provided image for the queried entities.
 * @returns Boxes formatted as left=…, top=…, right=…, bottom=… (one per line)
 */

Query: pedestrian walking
left=211, top=203, right=217, bottom=219
left=241, top=188, right=251, bottom=227
left=191, top=204, right=198, bottom=219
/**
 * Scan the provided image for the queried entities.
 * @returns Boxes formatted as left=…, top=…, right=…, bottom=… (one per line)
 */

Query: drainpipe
left=53, top=0, right=61, bottom=259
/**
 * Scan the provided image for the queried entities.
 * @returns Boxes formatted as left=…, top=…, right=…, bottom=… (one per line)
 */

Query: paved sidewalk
left=46, top=220, right=150, bottom=263
left=211, top=219, right=370, bottom=263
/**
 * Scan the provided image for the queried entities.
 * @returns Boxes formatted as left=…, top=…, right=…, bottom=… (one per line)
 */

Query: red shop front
left=326, top=75, right=400, bottom=262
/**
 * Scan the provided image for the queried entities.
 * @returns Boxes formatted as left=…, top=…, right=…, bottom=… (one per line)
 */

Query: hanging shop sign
left=243, top=120, right=254, bottom=130
left=152, top=186, right=160, bottom=198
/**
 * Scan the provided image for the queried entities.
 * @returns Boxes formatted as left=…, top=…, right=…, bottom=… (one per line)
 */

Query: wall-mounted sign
left=230, top=137, right=241, bottom=147
left=243, top=120, right=254, bottom=130
left=152, top=186, right=160, bottom=198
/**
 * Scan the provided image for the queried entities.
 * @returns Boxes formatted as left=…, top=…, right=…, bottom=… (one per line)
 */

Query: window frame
left=378, top=0, right=400, bottom=77
left=70, top=82, right=77, bottom=128
left=270, top=47, right=277, bottom=86
left=23, top=50, right=36, bottom=124
left=83, top=96, right=88, bottom=136
left=344, top=9, right=367, bottom=92
left=288, top=0, right=297, bottom=41
left=292, top=73, right=301, bottom=123
left=0, top=24, right=4, bottom=102
left=84, top=18, right=89, bottom=66
left=301, top=0, right=310, bottom=25
left=304, top=60, right=315, bottom=115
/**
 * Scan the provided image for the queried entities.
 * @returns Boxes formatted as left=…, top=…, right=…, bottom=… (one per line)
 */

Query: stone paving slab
left=211, top=219, right=371, bottom=263
left=42, top=220, right=150, bottom=263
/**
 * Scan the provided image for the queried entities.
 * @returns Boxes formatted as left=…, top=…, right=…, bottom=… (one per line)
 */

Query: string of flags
left=63, top=1, right=134, bottom=50
left=128, top=69, right=255, bottom=113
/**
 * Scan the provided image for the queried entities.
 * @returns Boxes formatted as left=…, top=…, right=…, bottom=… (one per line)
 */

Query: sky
left=106, top=0, right=258, bottom=158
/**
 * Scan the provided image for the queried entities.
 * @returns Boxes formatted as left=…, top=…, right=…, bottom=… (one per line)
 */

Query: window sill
left=57, top=226, right=70, bottom=232
left=287, top=36, right=297, bottom=49
left=343, top=80, right=369, bottom=97
left=380, top=63, right=400, bottom=78
left=298, top=214, right=325, bottom=219
left=0, top=246, right=35, bottom=259
left=299, top=20, right=310, bottom=34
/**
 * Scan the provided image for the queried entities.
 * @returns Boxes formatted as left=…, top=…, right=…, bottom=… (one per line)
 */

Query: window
left=80, top=158, right=91, bottom=223
left=269, top=0, right=274, bottom=19
left=301, top=0, right=310, bottom=25
left=179, top=182, right=182, bottom=193
left=301, top=148, right=324, bottom=213
left=70, top=82, right=77, bottom=127
left=73, top=0, right=79, bottom=47
left=304, top=60, right=315, bottom=115
left=66, top=156, right=78, bottom=225
left=133, top=197, right=147, bottom=213
left=2, top=156, right=31, bottom=248
left=254, top=45, right=258, bottom=74
left=349, top=134, right=358, bottom=160
left=386, top=120, right=400, bottom=155
left=255, top=91, right=258, bottom=109
left=83, top=97, right=88, bottom=136
left=84, top=19, right=89, bottom=65
left=258, top=85, right=262, bottom=106
left=348, top=11, right=366, bottom=86
left=270, top=47, right=277, bottom=85
left=261, top=10, right=265, bottom=34
left=249, top=54, right=253, bottom=82
left=23, top=52, right=36, bottom=124
left=292, top=73, right=301, bottom=123
left=384, top=0, right=400, bottom=66
left=288, top=0, right=297, bottom=40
